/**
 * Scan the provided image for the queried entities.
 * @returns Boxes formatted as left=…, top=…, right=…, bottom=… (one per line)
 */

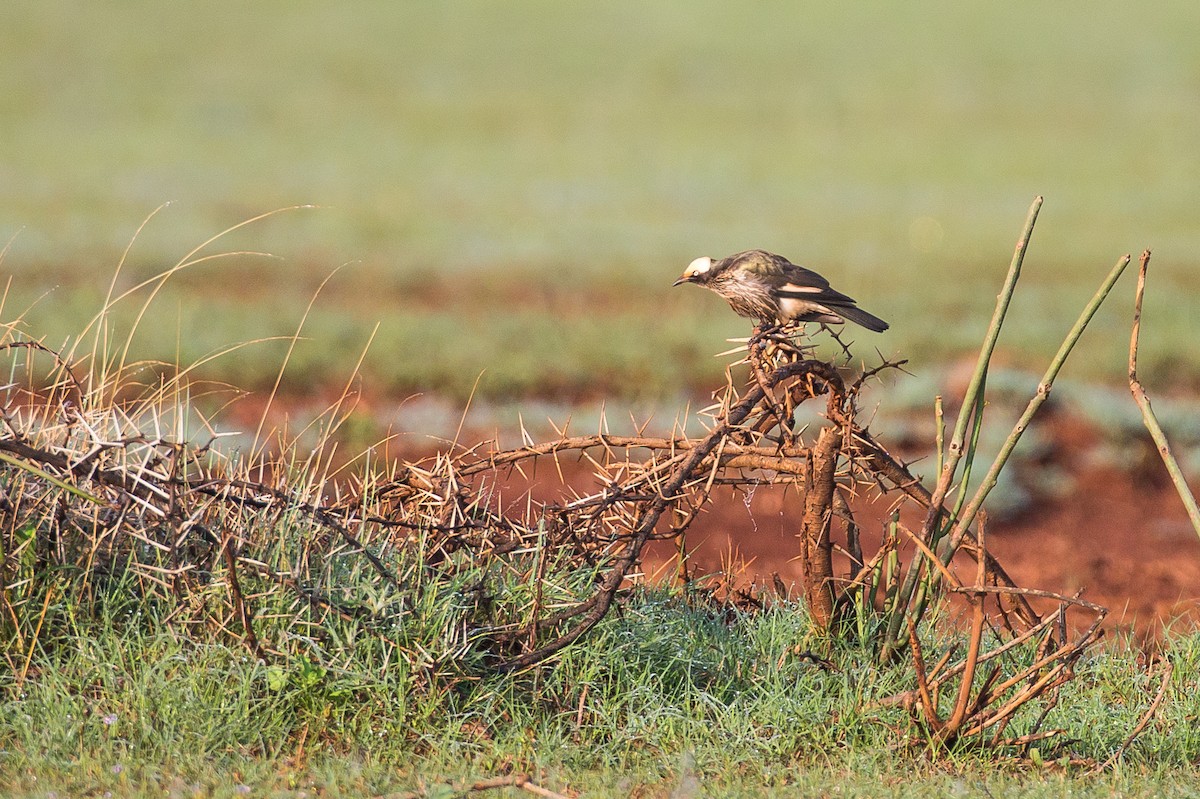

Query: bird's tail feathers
left=832, top=304, right=889, bottom=333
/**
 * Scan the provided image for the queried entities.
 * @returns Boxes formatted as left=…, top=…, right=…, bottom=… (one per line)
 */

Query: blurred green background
left=3, top=1, right=1198, bottom=401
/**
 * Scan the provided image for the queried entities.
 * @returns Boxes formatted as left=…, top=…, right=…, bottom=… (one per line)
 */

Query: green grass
left=3, top=2, right=1200, bottom=398
left=4, top=586, right=1199, bottom=798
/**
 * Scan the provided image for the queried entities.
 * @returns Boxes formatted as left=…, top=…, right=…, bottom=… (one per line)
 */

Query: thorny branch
left=0, top=330, right=1031, bottom=667
left=0, top=325, right=1149, bottom=760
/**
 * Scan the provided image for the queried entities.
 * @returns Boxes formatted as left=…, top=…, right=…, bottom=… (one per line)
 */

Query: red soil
left=636, top=466, right=1200, bottom=637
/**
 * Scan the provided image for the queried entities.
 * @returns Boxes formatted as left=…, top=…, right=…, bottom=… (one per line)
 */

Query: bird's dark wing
left=726, top=250, right=834, bottom=290
left=718, top=249, right=888, bottom=331
left=725, top=248, right=864, bottom=303
left=771, top=255, right=866, bottom=307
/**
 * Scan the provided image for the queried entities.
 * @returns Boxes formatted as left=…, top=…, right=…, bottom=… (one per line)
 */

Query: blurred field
left=3, top=2, right=1199, bottom=399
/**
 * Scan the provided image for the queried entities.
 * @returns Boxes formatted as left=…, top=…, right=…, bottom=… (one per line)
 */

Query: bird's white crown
left=684, top=256, right=713, bottom=277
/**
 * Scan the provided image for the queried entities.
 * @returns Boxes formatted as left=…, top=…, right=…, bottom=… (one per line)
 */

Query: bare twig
left=1128, top=249, right=1200, bottom=539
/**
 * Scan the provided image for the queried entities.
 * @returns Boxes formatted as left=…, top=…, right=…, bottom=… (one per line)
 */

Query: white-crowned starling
left=673, top=249, right=888, bottom=332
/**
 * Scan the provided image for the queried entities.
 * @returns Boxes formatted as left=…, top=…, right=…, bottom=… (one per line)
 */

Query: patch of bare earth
left=632, top=465, right=1200, bottom=637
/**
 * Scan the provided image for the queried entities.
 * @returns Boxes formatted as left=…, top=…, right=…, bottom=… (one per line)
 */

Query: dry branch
left=801, top=426, right=841, bottom=626
left=1128, top=249, right=1200, bottom=539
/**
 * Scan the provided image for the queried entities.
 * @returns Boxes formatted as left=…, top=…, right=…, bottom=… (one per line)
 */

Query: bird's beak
left=672, top=275, right=691, bottom=287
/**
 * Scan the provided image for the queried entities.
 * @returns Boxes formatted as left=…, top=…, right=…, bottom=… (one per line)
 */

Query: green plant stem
left=905, top=385, right=987, bottom=646
left=923, top=195, right=1042, bottom=535
left=948, top=383, right=988, bottom=527
left=947, top=253, right=1132, bottom=552
left=880, top=197, right=1041, bottom=662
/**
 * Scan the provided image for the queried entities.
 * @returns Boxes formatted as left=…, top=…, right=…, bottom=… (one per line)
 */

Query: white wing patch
left=779, top=282, right=823, bottom=294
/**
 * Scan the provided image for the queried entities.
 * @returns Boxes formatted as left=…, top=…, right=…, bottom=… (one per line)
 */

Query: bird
left=672, top=249, right=889, bottom=332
